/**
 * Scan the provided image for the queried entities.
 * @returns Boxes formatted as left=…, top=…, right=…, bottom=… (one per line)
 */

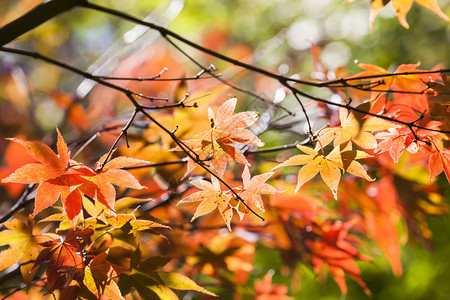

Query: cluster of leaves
left=0, top=131, right=215, bottom=299
left=361, top=0, right=449, bottom=30
left=0, top=0, right=449, bottom=299
left=2, top=129, right=149, bottom=223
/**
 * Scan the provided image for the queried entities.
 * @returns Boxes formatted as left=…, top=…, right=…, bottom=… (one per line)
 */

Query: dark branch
left=0, top=47, right=166, bottom=102
left=0, top=0, right=85, bottom=46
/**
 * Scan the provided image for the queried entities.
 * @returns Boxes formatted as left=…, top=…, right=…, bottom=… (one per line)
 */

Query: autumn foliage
left=0, top=0, right=449, bottom=299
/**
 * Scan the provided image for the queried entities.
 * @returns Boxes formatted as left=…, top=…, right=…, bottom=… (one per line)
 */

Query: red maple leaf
left=34, top=228, right=94, bottom=294
left=1, top=129, right=149, bottom=223
left=375, top=119, right=443, bottom=163
left=428, top=147, right=450, bottom=182
left=306, top=219, right=371, bottom=296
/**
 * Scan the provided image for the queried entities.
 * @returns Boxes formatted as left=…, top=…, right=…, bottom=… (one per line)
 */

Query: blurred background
left=1, top=0, right=449, bottom=299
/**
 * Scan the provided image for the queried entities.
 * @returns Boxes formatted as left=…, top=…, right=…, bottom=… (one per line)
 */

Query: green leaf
left=132, top=281, right=160, bottom=300
left=131, top=270, right=161, bottom=286
left=130, top=271, right=169, bottom=300
left=117, top=274, right=133, bottom=296
left=147, top=285, right=179, bottom=300
left=131, top=246, right=141, bottom=269
left=114, top=197, right=153, bottom=212
left=138, top=256, right=172, bottom=273
left=158, top=272, right=217, bottom=297
left=83, top=266, right=125, bottom=300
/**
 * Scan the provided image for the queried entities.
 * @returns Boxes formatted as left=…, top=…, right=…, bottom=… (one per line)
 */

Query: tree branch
left=0, top=0, right=86, bottom=46
left=78, top=2, right=450, bottom=134
left=0, top=47, right=166, bottom=102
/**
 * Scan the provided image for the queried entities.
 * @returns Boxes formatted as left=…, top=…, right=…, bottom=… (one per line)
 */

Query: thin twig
left=96, top=74, right=218, bottom=81
left=322, top=68, right=449, bottom=85
left=291, top=90, right=314, bottom=138
left=97, top=109, right=138, bottom=171
left=0, top=185, right=35, bottom=223
left=0, top=47, right=167, bottom=102
left=163, top=36, right=294, bottom=116
left=72, top=132, right=100, bottom=160
left=123, top=158, right=188, bottom=170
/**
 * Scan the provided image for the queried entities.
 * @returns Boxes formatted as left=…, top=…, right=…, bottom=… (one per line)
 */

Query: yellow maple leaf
left=177, top=176, right=234, bottom=230
left=0, top=218, right=58, bottom=286
left=315, top=106, right=399, bottom=151
left=367, top=0, right=449, bottom=30
left=273, top=143, right=373, bottom=199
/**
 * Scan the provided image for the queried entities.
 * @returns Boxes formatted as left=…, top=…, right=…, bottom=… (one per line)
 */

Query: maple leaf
left=102, top=209, right=170, bottom=233
left=427, top=73, right=450, bottom=105
left=186, top=235, right=254, bottom=280
left=428, top=147, right=450, bottom=183
left=351, top=63, right=436, bottom=120
left=306, top=219, right=371, bottom=296
left=364, top=179, right=403, bottom=276
left=83, top=252, right=124, bottom=300
left=315, top=105, right=399, bottom=150
left=353, top=62, right=430, bottom=94
left=0, top=129, right=84, bottom=219
left=273, top=143, right=373, bottom=199
left=34, top=227, right=94, bottom=294
left=375, top=128, right=418, bottom=163
left=0, top=136, right=37, bottom=197
left=0, top=218, right=58, bottom=287
left=254, top=273, right=293, bottom=300
left=375, top=119, right=443, bottom=163
left=177, top=176, right=233, bottom=230
left=1, top=129, right=149, bottom=224
left=236, top=166, right=279, bottom=215
left=1, top=128, right=70, bottom=184
left=177, top=97, right=264, bottom=177
left=362, top=0, right=449, bottom=30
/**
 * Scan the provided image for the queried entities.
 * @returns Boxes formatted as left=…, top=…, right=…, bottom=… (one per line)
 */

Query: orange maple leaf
left=363, top=0, right=449, bottom=30
left=307, top=219, right=371, bottom=296
left=1, top=129, right=149, bottom=223
left=254, top=273, right=293, bottom=300
left=273, top=143, right=373, bottom=199
left=2, top=128, right=70, bottom=184
left=177, top=176, right=234, bottom=230
left=353, top=62, right=430, bottom=95
left=364, top=179, right=403, bottom=276
left=315, top=105, right=399, bottom=150
left=351, top=63, right=437, bottom=121
left=236, top=166, right=279, bottom=215
left=178, top=97, right=263, bottom=177
left=428, top=147, right=450, bottom=183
